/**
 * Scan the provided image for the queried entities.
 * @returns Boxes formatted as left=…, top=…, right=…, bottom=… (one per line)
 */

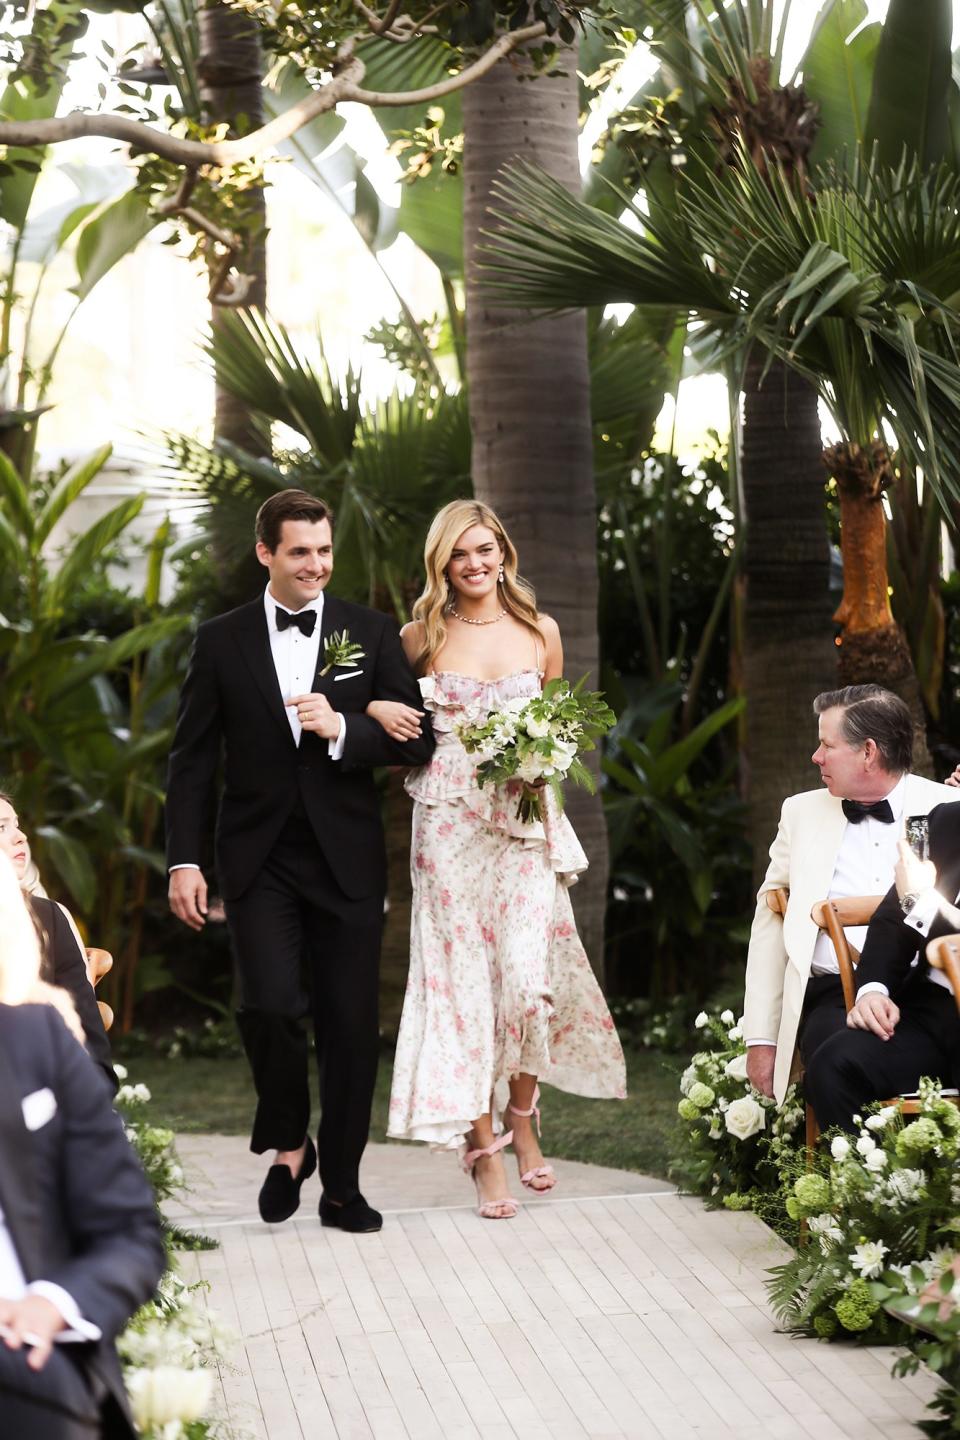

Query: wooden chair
left=86, top=946, right=114, bottom=1033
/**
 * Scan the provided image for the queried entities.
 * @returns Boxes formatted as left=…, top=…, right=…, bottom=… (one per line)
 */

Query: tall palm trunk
left=741, top=354, right=835, bottom=879
left=463, top=54, right=607, bottom=974
left=198, top=0, right=267, bottom=453
left=826, top=440, right=931, bottom=769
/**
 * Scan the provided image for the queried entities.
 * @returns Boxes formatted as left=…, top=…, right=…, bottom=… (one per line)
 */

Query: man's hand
left=366, top=700, right=424, bottom=742
left=288, top=693, right=341, bottom=740
left=894, top=838, right=936, bottom=901
left=945, top=764, right=960, bottom=788
left=847, top=992, right=900, bottom=1039
left=169, top=869, right=208, bottom=931
left=746, top=1044, right=776, bottom=1098
left=0, top=1296, right=66, bottom=1371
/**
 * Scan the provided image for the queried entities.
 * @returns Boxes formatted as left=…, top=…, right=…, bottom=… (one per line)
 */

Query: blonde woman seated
left=369, top=501, right=626, bottom=1218
left=0, top=853, right=164, bottom=1440
left=0, top=792, right=114, bottom=1089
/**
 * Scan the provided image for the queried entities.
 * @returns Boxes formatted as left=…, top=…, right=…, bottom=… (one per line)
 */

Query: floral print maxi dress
left=387, top=668, right=627, bottom=1148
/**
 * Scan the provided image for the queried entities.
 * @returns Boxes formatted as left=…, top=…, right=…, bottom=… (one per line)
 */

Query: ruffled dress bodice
left=405, top=669, right=588, bottom=883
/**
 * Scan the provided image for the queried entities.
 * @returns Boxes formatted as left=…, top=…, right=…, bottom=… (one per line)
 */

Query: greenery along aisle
left=114, top=1071, right=228, bottom=1440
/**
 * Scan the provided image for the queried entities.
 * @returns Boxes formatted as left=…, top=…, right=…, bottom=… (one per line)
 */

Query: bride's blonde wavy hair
left=411, top=500, right=541, bottom=674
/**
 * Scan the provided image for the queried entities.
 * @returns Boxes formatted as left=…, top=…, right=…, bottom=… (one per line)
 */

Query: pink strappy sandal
left=462, top=1130, right=519, bottom=1219
left=508, top=1089, right=557, bottom=1194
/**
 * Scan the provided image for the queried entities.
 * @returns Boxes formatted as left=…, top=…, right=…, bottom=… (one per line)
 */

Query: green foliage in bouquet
left=767, top=1079, right=960, bottom=1345
left=668, top=1010, right=803, bottom=1222
left=457, top=677, right=615, bottom=823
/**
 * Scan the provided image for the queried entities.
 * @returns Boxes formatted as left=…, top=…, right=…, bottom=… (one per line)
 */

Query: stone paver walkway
left=168, top=1136, right=938, bottom=1440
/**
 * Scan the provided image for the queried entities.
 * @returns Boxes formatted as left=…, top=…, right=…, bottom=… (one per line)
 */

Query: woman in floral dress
left=368, top=500, right=626, bottom=1218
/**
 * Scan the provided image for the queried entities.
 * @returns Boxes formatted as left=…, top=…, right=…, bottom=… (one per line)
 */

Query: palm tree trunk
left=740, top=354, right=836, bottom=879
left=198, top=0, right=267, bottom=453
left=463, top=52, right=607, bottom=976
left=826, top=439, right=931, bottom=770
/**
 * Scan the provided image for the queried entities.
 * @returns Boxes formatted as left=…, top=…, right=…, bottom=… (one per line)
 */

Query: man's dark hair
left=255, top=489, right=333, bottom=553
left=812, top=684, right=913, bottom=775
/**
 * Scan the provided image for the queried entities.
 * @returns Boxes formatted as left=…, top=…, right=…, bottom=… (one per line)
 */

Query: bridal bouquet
left=456, top=678, right=615, bottom=823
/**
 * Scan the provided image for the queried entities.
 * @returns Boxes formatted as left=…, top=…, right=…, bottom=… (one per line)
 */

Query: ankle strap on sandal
left=463, top=1129, right=514, bottom=1167
left=508, top=1088, right=542, bottom=1137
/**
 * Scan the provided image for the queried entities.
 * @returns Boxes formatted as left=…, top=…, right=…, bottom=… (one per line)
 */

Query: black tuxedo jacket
left=165, top=594, right=435, bottom=900
left=28, top=895, right=115, bottom=1090
left=0, top=1003, right=165, bottom=1438
left=857, top=801, right=960, bottom=996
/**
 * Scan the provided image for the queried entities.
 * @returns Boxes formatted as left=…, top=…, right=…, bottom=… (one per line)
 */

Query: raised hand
left=287, top=692, right=341, bottom=740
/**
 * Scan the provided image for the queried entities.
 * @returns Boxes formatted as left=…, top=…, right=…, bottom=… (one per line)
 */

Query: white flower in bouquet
left=720, top=1009, right=735, bottom=1025
left=687, top=1082, right=716, bottom=1109
left=851, top=1240, right=889, bottom=1279
left=855, top=1134, right=877, bottom=1156
left=885, top=1168, right=926, bottom=1209
left=524, top=713, right=551, bottom=738
left=679, top=1064, right=697, bottom=1097
left=517, top=754, right=546, bottom=784
left=727, top=1025, right=742, bottom=1042
left=694, top=1012, right=709, bottom=1029
left=117, top=1083, right=152, bottom=1105
left=708, top=1119, right=724, bottom=1140
left=113, top=1063, right=128, bottom=1082
left=128, top=1365, right=211, bottom=1432
left=724, top=1053, right=749, bottom=1082
left=830, top=1136, right=851, bottom=1161
left=724, top=1096, right=766, bottom=1140
left=808, top=1213, right=844, bottom=1250
left=866, top=1107, right=898, bottom=1131
left=864, top=1149, right=887, bottom=1172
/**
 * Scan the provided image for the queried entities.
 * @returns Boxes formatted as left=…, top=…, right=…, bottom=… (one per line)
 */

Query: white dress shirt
left=747, top=777, right=907, bottom=1046
left=0, top=1205, right=100, bottom=1343
left=170, top=586, right=345, bottom=874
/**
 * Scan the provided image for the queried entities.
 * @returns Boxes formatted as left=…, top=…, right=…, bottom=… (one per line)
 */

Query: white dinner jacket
left=742, top=774, right=960, bottom=1104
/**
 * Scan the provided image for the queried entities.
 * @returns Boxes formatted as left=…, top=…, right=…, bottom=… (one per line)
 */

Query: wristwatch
left=900, top=891, right=921, bottom=916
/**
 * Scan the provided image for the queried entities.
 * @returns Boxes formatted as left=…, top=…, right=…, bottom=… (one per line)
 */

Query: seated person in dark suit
left=0, top=792, right=114, bottom=1088
left=805, top=802, right=960, bottom=1133
left=0, top=853, right=166, bottom=1440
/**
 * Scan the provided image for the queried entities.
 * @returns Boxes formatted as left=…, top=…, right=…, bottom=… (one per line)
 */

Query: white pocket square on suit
left=22, top=1087, right=57, bottom=1131
left=333, top=671, right=364, bottom=682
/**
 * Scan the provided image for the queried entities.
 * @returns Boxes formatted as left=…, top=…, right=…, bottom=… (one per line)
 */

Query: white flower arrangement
left=770, top=1077, right=960, bottom=1343
left=455, top=678, right=615, bottom=822
left=669, top=1009, right=803, bottom=1209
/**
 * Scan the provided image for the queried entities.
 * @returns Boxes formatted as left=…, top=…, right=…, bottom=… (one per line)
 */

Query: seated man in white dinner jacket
left=742, top=684, right=960, bottom=1106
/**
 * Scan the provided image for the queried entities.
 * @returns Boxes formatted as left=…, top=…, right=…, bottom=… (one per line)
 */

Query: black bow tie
left=842, top=797, right=894, bottom=825
left=275, top=607, right=316, bottom=638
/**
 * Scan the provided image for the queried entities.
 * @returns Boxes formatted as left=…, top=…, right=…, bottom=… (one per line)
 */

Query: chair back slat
left=765, top=887, right=789, bottom=918
left=809, top=895, right=884, bottom=1014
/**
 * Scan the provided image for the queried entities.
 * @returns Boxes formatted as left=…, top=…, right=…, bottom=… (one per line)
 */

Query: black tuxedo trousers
left=226, top=807, right=381, bottom=1197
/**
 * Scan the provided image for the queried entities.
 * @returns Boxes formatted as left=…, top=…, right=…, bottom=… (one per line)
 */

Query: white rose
left=724, top=1053, right=749, bottom=1082
left=855, top=1134, right=876, bottom=1156
left=517, top=755, right=546, bottom=783
left=720, top=1009, right=735, bottom=1025
left=113, top=1063, right=128, bottom=1081
left=525, top=714, right=550, bottom=738
left=128, top=1367, right=211, bottom=1430
left=727, top=1026, right=742, bottom=1042
left=724, top=1096, right=766, bottom=1141
left=830, top=1136, right=850, bottom=1161
left=694, top=1012, right=709, bottom=1029
left=501, top=696, right=529, bottom=715
left=864, top=1149, right=887, bottom=1172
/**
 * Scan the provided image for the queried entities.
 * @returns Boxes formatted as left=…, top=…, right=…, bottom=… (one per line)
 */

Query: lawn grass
left=126, top=1044, right=681, bottom=1179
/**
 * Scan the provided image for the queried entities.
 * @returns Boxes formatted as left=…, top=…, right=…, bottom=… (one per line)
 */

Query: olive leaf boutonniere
left=320, top=629, right=366, bottom=676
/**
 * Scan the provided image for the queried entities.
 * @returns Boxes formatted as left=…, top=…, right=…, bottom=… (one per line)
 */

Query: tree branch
left=0, top=23, right=546, bottom=164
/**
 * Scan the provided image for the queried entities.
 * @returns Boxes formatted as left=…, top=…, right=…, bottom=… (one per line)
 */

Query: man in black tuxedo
left=805, top=801, right=960, bottom=1131
left=0, top=1001, right=165, bottom=1439
left=166, top=489, right=434, bottom=1232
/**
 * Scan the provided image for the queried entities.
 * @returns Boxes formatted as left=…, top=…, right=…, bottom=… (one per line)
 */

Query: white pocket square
left=333, top=670, right=363, bottom=682
left=22, top=1087, right=57, bottom=1131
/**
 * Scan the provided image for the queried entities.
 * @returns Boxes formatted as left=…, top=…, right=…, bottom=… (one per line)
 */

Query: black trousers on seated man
left=225, top=808, right=381, bottom=1199
left=804, top=975, right=960, bottom=1132
left=0, top=1343, right=104, bottom=1439
left=797, top=973, right=849, bottom=1071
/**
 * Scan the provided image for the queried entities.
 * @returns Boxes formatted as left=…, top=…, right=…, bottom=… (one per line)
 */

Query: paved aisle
left=168, top=1137, right=937, bottom=1440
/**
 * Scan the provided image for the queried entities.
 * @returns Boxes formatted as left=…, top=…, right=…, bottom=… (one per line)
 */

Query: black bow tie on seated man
left=276, top=606, right=317, bottom=637
left=841, top=797, right=895, bottom=824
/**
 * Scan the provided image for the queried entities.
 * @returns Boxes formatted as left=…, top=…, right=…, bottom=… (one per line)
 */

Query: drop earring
left=498, top=564, right=505, bottom=585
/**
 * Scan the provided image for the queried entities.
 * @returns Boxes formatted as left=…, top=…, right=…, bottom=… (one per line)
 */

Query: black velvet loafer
left=258, top=1136, right=317, bottom=1223
left=318, top=1192, right=383, bottom=1233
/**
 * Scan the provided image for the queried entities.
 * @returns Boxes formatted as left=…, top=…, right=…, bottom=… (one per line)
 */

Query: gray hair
left=812, top=685, right=913, bottom=775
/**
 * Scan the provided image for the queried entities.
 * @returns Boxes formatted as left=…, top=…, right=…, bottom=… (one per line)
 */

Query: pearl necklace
left=448, top=605, right=508, bottom=626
